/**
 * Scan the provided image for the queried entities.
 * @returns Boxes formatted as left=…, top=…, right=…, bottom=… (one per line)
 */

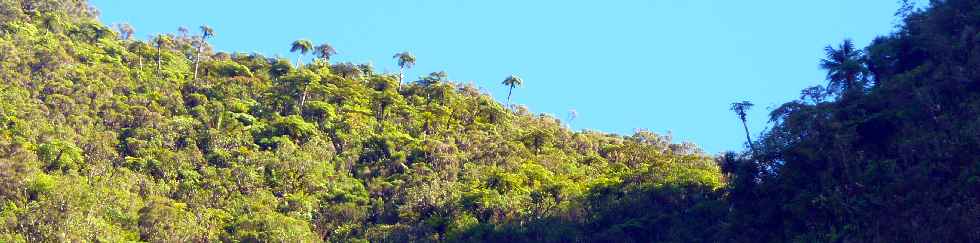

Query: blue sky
left=91, top=0, right=920, bottom=154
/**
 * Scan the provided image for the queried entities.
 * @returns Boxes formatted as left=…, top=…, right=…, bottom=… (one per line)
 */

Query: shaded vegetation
left=723, top=0, right=980, bottom=241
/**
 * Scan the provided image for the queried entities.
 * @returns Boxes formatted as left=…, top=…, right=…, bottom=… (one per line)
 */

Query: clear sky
left=90, top=0, right=921, bottom=154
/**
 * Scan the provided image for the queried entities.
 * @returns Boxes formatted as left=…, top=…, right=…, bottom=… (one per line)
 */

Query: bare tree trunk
left=299, top=85, right=308, bottom=112
left=506, top=86, right=513, bottom=106
left=194, top=38, right=203, bottom=80
left=137, top=48, right=143, bottom=69
left=741, top=119, right=757, bottom=157
left=156, top=46, right=162, bottom=73
left=377, top=103, right=387, bottom=133
left=216, top=113, right=224, bottom=130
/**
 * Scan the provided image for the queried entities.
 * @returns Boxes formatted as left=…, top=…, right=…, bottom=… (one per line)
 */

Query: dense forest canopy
left=0, top=0, right=720, bottom=242
left=0, top=0, right=979, bottom=242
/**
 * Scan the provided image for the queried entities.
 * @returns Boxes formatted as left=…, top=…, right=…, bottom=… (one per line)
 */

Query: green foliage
left=25, top=173, right=56, bottom=199
left=12, top=0, right=980, bottom=242
left=208, top=59, right=253, bottom=77
left=0, top=1, right=731, bottom=242
left=138, top=197, right=202, bottom=242
left=253, top=115, right=318, bottom=149
left=36, top=139, right=84, bottom=173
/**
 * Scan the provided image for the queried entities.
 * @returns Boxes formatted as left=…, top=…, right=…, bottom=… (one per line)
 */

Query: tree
left=138, top=197, right=202, bottom=242
left=730, top=101, right=756, bottom=155
left=288, top=70, right=322, bottom=112
left=370, top=77, right=400, bottom=125
left=114, top=23, right=134, bottom=40
left=418, top=71, right=447, bottom=87
left=37, top=140, right=84, bottom=173
left=502, top=75, right=523, bottom=106
left=177, top=26, right=189, bottom=38
left=314, top=42, right=337, bottom=62
left=358, top=63, right=375, bottom=76
left=290, top=39, right=313, bottom=67
left=331, top=62, right=363, bottom=79
left=393, top=51, right=415, bottom=84
left=820, top=39, right=867, bottom=96
left=800, top=85, right=827, bottom=103
left=153, top=34, right=172, bottom=73
left=269, top=58, right=293, bottom=81
left=193, top=25, right=214, bottom=81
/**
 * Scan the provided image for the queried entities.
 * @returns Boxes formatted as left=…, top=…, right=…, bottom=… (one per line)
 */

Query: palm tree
left=730, top=101, right=757, bottom=155
left=820, top=39, right=867, bottom=95
left=393, top=51, right=415, bottom=83
left=153, top=34, right=172, bottom=73
left=502, top=75, right=523, bottom=106
left=193, top=25, right=214, bottom=80
left=290, top=39, right=313, bottom=67
left=314, top=42, right=337, bottom=62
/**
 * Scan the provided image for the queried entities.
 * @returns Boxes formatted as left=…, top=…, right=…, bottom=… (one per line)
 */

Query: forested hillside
left=722, top=0, right=980, bottom=241
left=0, top=0, right=723, bottom=242
left=3, top=0, right=980, bottom=242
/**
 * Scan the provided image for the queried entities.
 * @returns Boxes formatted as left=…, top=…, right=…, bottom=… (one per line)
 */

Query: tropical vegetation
left=0, top=0, right=978, bottom=242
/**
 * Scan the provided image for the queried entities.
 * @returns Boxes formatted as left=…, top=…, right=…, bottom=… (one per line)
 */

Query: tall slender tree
left=314, top=42, right=336, bottom=62
left=290, top=39, right=313, bottom=67
left=193, top=25, right=214, bottom=80
left=730, top=101, right=756, bottom=156
left=393, top=51, right=415, bottom=84
left=153, top=34, right=172, bottom=73
left=502, top=75, right=523, bottom=106
left=820, top=39, right=867, bottom=95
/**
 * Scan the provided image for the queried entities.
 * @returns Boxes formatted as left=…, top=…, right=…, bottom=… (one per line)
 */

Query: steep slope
left=722, top=0, right=980, bottom=242
left=0, top=1, right=722, bottom=242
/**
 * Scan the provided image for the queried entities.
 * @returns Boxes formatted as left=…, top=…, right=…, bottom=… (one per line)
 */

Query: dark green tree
left=820, top=39, right=867, bottom=95
left=730, top=101, right=755, bottom=155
